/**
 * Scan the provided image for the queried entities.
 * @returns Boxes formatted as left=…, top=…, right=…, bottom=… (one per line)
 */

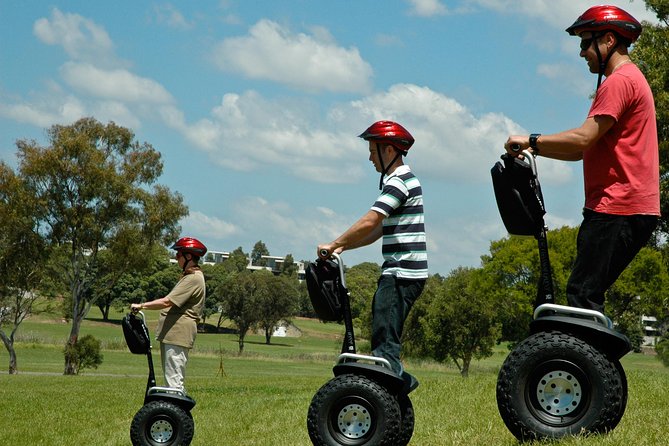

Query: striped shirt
left=371, top=165, right=428, bottom=279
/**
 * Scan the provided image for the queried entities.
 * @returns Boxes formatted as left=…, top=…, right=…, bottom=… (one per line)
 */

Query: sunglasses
left=579, top=34, right=602, bottom=52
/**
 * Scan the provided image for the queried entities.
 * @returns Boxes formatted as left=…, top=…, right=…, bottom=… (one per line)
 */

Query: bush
left=63, top=334, right=104, bottom=374
left=656, top=335, right=669, bottom=367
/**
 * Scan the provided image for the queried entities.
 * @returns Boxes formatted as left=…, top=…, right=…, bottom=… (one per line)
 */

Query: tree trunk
left=265, top=327, right=272, bottom=345
left=460, top=354, right=472, bottom=378
left=64, top=335, right=79, bottom=375
left=238, top=332, right=245, bottom=354
left=64, top=289, right=88, bottom=375
left=0, top=330, right=18, bottom=374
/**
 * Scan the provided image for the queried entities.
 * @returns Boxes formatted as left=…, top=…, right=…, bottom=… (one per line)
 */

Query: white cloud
left=168, top=83, right=573, bottom=187
left=33, top=8, right=123, bottom=68
left=153, top=3, right=193, bottom=30
left=470, top=0, right=659, bottom=29
left=60, top=62, right=174, bottom=104
left=164, top=90, right=365, bottom=182
left=229, top=196, right=356, bottom=260
left=342, top=83, right=572, bottom=185
left=407, top=0, right=448, bottom=17
left=211, top=19, right=373, bottom=94
left=181, top=211, right=240, bottom=240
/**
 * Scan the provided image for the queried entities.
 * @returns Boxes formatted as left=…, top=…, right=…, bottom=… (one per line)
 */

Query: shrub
left=656, top=335, right=669, bottom=367
left=63, top=334, right=104, bottom=374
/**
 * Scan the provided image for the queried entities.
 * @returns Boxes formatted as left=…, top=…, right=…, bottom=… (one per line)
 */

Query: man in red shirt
left=505, top=5, right=659, bottom=313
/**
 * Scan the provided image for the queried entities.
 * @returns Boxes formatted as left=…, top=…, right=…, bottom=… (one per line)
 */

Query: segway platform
left=491, top=152, right=630, bottom=441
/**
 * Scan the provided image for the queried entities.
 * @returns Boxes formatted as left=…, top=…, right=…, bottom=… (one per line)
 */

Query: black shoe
left=402, top=371, right=419, bottom=394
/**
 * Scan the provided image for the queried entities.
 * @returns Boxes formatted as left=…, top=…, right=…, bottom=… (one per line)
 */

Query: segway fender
left=530, top=316, right=631, bottom=360
left=333, top=362, right=405, bottom=395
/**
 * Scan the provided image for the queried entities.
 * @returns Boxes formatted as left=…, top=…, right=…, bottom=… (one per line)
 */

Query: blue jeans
left=566, top=209, right=657, bottom=313
left=371, top=275, right=425, bottom=386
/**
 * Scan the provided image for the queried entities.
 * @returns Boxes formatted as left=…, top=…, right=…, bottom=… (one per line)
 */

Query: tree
left=201, top=262, right=232, bottom=330
left=16, top=117, right=187, bottom=374
left=479, top=226, right=578, bottom=344
left=606, top=247, right=669, bottom=351
left=656, top=333, right=669, bottom=367
left=255, top=272, right=299, bottom=344
left=220, top=271, right=263, bottom=353
left=280, top=253, right=298, bottom=277
left=632, top=1, right=669, bottom=232
left=345, top=262, right=381, bottom=340
left=223, top=247, right=249, bottom=273
left=251, top=240, right=270, bottom=267
left=0, top=163, right=50, bottom=374
left=402, top=274, right=441, bottom=359
left=421, top=267, right=501, bottom=377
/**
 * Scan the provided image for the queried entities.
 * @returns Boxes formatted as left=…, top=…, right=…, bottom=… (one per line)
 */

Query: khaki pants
left=160, top=343, right=190, bottom=392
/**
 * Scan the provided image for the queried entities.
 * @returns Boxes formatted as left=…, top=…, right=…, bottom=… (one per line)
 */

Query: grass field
left=1, top=307, right=668, bottom=445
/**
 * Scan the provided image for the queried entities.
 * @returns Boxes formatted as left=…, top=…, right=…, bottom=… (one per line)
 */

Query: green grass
left=1, top=308, right=668, bottom=445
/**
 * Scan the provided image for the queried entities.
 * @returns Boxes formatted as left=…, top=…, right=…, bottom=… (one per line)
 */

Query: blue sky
left=0, top=1, right=659, bottom=275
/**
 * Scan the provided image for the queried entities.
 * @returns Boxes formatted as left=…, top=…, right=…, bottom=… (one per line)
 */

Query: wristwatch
left=529, top=133, right=541, bottom=155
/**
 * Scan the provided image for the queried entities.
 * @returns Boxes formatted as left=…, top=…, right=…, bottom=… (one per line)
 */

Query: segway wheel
left=307, top=373, right=401, bottom=446
left=130, top=400, right=194, bottom=446
left=496, top=330, right=624, bottom=441
left=397, top=394, right=415, bottom=446
left=608, top=360, right=628, bottom=431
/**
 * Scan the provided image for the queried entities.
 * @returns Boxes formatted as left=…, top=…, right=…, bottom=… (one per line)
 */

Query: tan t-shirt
left=156, top=270, right=206, bottom=348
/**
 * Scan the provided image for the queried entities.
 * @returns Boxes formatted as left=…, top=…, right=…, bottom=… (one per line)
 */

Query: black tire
left=130, top=400, right=194, bottom=446
left=496, top=330, right=624, bottom=441
left=397, top=394, right=415, bottom=446
left=307, top=374, right=401, bottom=445
left=607, top=360, right=628, bottom=431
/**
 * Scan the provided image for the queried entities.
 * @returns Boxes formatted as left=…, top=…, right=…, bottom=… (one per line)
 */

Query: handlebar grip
left=510, top=143, right=521, bottom=153
left=319, top=249, right=330, bottom=258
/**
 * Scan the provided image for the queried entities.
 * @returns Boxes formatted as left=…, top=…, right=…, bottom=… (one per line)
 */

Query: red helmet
left=358, top=121, right=415, bottom=153
left=566, top=5, right=642, bottom=42
left=171, top=237, right=207, bottom=257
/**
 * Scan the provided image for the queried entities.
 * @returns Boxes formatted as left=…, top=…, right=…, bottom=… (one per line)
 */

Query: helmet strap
left=180, top=252, right=191, bottom=272
left=593, top=33, right=618, bottom=91
left=376, top=143, right=403, bottom=190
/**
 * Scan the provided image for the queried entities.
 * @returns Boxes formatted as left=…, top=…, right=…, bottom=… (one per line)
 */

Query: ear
left=604, top=31, right=618, bottom=48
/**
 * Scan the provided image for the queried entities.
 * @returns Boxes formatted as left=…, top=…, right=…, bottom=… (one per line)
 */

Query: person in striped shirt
left=318, top=120, right=427, bottom=392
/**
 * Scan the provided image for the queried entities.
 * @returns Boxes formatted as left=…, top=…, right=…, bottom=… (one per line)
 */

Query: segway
left=122, top=311, right=196, bottom=446
left=491, top=150, right=630, bottom=441
left=305, top=252, right=415, bottom=446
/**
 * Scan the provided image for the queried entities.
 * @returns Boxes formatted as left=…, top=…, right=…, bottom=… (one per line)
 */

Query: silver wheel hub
left=337, top=403, right=372, bottom=439
left=149, top=419, right=174, bottom=443
left=536, top=370, right=582, bottom=416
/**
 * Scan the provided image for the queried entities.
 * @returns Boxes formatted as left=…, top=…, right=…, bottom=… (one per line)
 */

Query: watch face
left=530, top=134, right=540, bottom=148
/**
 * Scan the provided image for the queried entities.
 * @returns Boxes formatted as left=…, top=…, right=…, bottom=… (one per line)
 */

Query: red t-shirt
left=583, top=63, right=659, bottom=215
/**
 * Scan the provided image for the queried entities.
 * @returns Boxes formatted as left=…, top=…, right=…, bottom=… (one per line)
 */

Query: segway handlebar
left=330, top=252, right=347, bottom=289
left=508, top=146, right=539, bottom=178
